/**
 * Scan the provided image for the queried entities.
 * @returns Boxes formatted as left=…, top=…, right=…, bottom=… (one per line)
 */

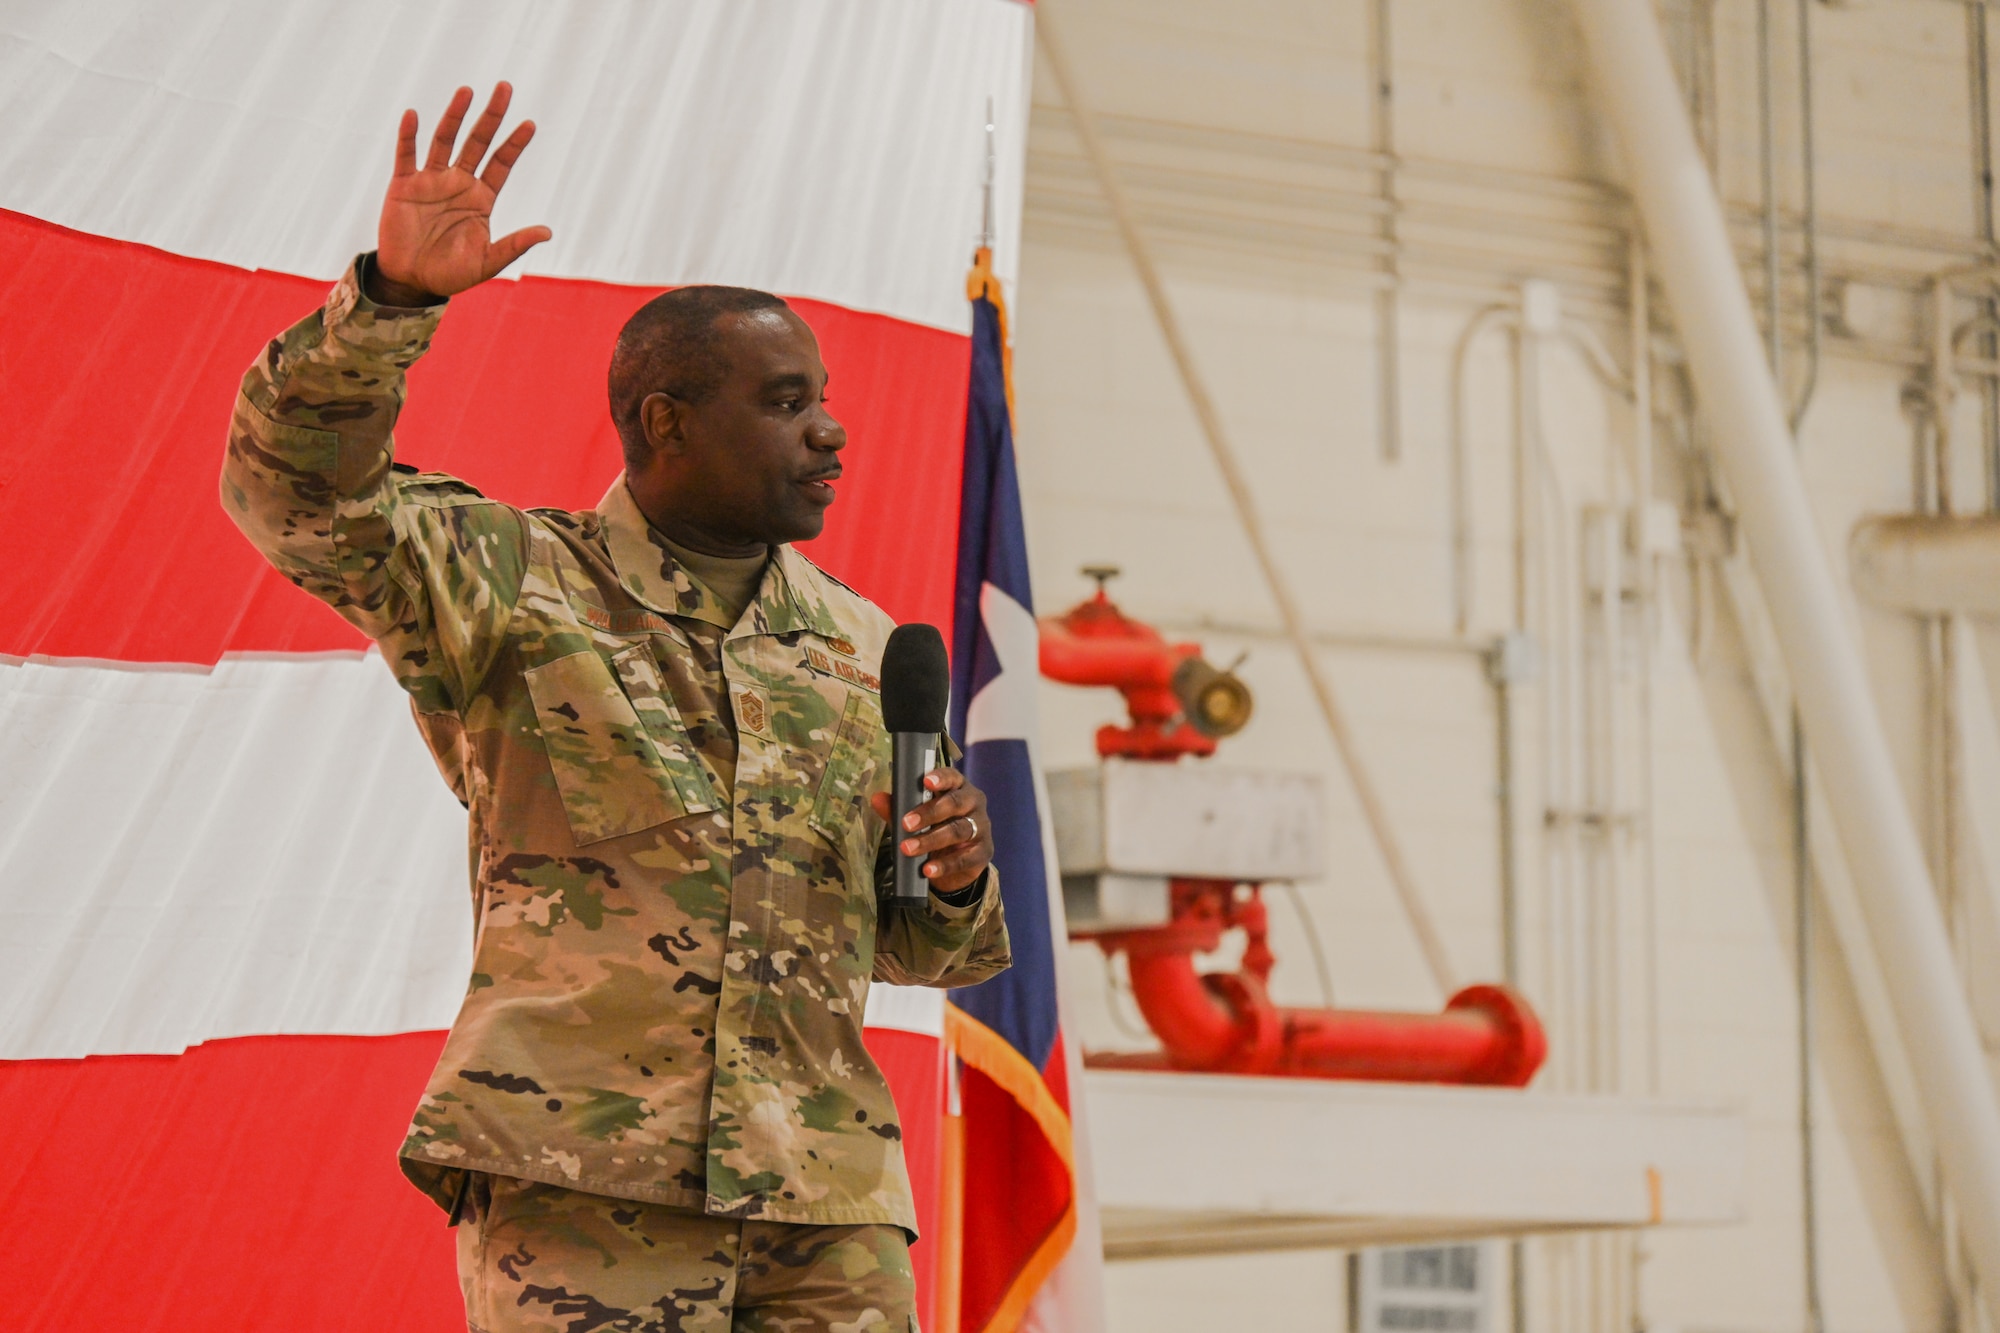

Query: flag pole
left=968, top=95, right=1016, bottom=425
left=946, top=97, right=1085, bottom=1331
left=935, top=1049, right=967, bottom=1333
left=981, top=96, right=997, bottom=254
left=930, top=98, right=991, bottom=1333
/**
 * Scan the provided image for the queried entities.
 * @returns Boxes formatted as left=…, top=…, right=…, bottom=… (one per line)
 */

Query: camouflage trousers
left=455, top=1173, right=917, bottom=1333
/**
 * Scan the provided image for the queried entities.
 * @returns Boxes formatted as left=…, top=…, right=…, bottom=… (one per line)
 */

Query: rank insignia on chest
left=735, top=685, right=772, bottom=739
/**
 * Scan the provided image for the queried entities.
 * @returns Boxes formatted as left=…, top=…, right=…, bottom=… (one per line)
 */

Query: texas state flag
left=945, top=255, right=1105, bottom=1333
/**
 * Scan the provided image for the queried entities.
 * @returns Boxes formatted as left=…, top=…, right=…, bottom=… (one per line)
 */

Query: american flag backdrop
left=0, top=3, right=1034, bottom=1328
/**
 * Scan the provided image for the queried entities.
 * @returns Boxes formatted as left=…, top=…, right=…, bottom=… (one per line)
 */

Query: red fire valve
left=1038, top=567, right=1252, bottom=760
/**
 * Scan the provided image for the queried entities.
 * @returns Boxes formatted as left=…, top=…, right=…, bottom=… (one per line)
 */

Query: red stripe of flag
left=0, top=1028, right=941, bottom=1332
left=0, top=209, right=969, bottom=661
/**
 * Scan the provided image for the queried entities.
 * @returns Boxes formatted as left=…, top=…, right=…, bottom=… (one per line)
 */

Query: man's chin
left=772, top=496, right=828, bottom=544
left=770, top=510, right=828, bottom=546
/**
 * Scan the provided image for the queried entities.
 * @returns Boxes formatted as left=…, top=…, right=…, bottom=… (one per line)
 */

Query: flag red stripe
left=873, top=1025, right=948, bottom=1329
left=0, top=209, right=969, bottom=663
left=0, top=1032, right=463, bottom=1332
left=0, top=1028, right=943, bottom=1332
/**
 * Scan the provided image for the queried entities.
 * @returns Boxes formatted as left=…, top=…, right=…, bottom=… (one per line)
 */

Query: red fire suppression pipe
left=1046, top=574, right=1549, bottom=1087
left=1084, top=883, right=1546, bottom=1087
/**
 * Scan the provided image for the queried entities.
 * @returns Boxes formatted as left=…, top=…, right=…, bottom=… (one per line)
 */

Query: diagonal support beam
left=1034, top=4, right=1459, bottom=999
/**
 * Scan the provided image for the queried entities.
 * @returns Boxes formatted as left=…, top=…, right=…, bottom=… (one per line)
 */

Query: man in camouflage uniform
left=222, top=83, right=1009, bottom=1333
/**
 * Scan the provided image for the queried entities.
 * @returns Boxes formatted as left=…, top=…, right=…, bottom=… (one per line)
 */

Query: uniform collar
left=597, top=475, right=840, bottom=638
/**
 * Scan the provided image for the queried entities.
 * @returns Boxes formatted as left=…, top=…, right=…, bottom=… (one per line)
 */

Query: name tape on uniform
left=804, top=645, right=880, bottom=693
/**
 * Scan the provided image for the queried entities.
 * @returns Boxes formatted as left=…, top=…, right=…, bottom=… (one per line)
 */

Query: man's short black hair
left=608, top=285, right=792, bottom=469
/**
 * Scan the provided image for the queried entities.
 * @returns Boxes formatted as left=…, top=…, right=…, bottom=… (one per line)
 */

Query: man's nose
left=808, top=408, right=846, bottom=452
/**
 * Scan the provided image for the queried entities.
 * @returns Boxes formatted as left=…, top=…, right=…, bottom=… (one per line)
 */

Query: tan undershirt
left=659, top=534, right=771, bottom=627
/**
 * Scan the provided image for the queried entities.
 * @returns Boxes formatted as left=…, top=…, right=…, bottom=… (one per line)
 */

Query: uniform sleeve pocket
left=808, top=688, right=885, bottom=851
left=525, top=650, right=689, bottom=846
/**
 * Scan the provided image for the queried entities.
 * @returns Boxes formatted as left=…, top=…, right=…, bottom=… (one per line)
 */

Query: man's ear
left=639, top=390, right=687, bottom=459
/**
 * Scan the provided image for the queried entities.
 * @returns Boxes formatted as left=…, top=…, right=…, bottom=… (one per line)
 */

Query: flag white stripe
left=0, top=0, right=1030, bottom=332
left=0, top=655, right=942, bottom=1059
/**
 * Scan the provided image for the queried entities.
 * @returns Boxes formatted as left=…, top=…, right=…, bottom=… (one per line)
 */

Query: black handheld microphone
left=880, top=623, right=951, bottom=908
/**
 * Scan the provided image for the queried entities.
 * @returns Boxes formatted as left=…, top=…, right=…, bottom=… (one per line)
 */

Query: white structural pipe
left=1564, top=0, right=2000, bottom=1305
left=1851, top=514, right=2000, bottom=618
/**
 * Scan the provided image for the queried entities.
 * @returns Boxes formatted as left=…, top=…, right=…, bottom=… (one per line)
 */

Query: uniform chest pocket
left=525, top=648, right=712, bottom=847
left=608, top=642, right=720, bottom=816
left=808, top=688, right=886, bottom=855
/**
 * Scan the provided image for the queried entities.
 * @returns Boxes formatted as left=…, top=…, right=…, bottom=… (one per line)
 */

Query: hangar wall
left=1008, top=0, right=1994, bottom=1328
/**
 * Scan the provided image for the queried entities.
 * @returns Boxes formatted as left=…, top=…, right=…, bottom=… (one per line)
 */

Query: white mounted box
left=1062, top=872, right=1172, bottom=930
left=1047, top=760, right=1325, bottom=883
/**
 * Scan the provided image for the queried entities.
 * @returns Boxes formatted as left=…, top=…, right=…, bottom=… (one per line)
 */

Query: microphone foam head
left=880, top=623, right=951, bottom=732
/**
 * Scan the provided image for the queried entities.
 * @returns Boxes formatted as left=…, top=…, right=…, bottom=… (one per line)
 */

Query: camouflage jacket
left=221, top=257, right=1010, bottom=1232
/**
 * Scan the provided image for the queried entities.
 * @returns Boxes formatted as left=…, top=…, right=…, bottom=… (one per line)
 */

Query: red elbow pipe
left=1113, top=937, right=1546, bottom=1087
left=1123, top=947, right=1285, bottom=1073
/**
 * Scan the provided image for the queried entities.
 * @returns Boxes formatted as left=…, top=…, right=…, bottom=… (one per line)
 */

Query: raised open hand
left=374, top=82, right=551, bottom=304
